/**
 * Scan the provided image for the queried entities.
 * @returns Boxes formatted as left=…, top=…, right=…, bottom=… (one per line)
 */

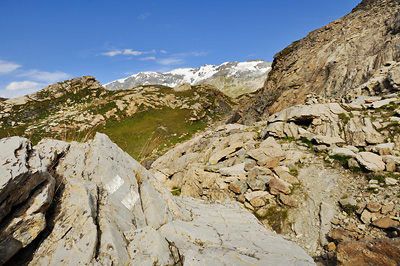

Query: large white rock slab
left=0, top=133, right=315, bottom=265
left=356, top=152, right=386, bottom=172
left=159, top=198, right=315, bottom=266
left=329, top=147, right=357, bottom=157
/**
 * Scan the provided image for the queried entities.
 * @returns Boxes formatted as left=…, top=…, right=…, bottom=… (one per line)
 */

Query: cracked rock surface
left=0, top=133, right=315, bottom=265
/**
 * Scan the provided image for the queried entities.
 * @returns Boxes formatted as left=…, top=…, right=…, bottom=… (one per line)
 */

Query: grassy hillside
left=0, top=77, right=234, bottom=162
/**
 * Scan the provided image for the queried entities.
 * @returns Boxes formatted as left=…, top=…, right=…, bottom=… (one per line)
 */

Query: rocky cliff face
left=0, top=133, right=315, bottom=265
left=242, top=0, right=400, bottom=124
left=105, top=60, right=272, bottom=98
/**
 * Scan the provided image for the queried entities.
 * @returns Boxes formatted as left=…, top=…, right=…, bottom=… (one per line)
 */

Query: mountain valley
left=1, top=0, right=400, bottom=265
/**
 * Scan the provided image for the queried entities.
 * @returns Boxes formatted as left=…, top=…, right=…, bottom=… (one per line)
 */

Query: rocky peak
left=242, top=0, right=400, bottom=124
left=28, top=76, right=102, bottom=101
left=1, top=76, right=103, bottom=107
left=352, top=0, right=399, bottom=12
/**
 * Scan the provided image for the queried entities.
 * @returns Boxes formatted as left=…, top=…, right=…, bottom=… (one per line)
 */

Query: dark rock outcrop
left=336, top=238, right=400, bottom=266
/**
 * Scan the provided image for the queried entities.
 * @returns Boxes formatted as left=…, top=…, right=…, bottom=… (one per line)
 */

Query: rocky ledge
left=0, top=133, right=314, bottom=265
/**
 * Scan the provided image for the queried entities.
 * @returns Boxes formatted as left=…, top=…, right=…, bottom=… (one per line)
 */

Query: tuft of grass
left=358, top=147, right=366, bottom=152
left=254, top=206, right=288, bottom=234
left=301, top=137, right=313, bottom=148
left=369, top=174, right=386, bottom=184
left=367, top=187, right=379, bottom=194
left=329, top=154, right=352, bottom=168
left=342, top=205, right=358, bottom=216
left=349, top=167, right=363, bottom=173
left=283, top=136, right=296, bottom=142
left=386, top=172, right=400, bottom=179
left=290, top=181, right=301, bottom=192
left=289, top=168, right=299, bottom=176
left=171, top=187, right=181, bottom=196
left=338, top=113, right=350, bottom=125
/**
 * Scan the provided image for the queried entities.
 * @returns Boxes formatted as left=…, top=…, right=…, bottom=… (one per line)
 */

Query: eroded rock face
left=262, top=103, right=346, bottom=139
left=0, top=137, right=60, bottom=264
left=0, top=134, right=315, bottom=266
left=242, top=0, right=400, bottom=124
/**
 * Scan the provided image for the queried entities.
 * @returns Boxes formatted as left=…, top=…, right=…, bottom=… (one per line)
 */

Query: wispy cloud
left=5, top=81, right=42, bottom=91
left=137, top=12, right=151, bottom=20
left=123, top=49, right=144, bottom=56
left=102, top=50, right=123, bottom=56
left=19, top=70, right=71, bottom=83
left=160, top=50, right=167, bottom=54
left=174, top=51, right=209, bottom=57
left=158, top=58, right=184, bottom=66
left=139, top=56, right=156, bottom=61
left=0, top=60, right=21, bottom=74
left=101, top=49, right=157, bottom=57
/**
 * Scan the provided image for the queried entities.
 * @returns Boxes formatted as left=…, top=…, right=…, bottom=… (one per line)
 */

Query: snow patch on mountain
left=104, top=60, right=271, bottom=98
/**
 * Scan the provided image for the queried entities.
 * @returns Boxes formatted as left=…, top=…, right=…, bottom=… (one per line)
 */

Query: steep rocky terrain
left=242, top=0, right=400, bottom=124
left=0, top=133, right=315, bottom=265
left=0, top=76, right=234, bottom=161
left=150, top=92, right=400, bottom=265
left=105, top=60, right=271, bottom=98
left=2, top=1, right=400, bottom=265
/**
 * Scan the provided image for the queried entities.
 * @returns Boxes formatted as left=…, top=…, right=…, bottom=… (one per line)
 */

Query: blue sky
left=0, top=0, right=361, bottom=98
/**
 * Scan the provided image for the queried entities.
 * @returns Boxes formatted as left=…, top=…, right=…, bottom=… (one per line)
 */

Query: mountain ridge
left=242, top=0, right=400, bottom=124
left=105, top=60, right=271, bottom=98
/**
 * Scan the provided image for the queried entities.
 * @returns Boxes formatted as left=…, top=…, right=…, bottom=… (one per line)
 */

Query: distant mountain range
left=104, top=60, right=271, bottom=98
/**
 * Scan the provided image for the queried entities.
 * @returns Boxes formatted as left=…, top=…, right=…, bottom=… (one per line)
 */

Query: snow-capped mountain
left=104, top=60, right=271, bottom=98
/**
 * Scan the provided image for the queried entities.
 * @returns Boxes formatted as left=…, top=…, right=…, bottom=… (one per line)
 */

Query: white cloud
left=19, top=70, right=71, bottom=83
left=0, top=60, right=21, bottom=74
left=102, top=50, right=123, bottom=56
left=158, top=58, right=184, bottom=65
left=160, top=50, right=167, bottom=54
left=138, top=12, right=151, bottom=20
left=101, top=49, right=156, bottom=57
left=123, top=49, right=143, bottom=56
left=139, top=56, right=156, bottom=61
left=5, top=81, right=42, bottom=91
